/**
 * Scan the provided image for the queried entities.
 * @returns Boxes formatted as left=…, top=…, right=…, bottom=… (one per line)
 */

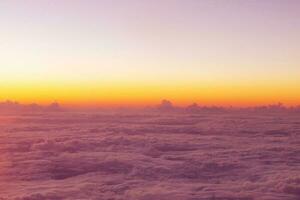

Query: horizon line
left=1, top=99, right=299, bottom=109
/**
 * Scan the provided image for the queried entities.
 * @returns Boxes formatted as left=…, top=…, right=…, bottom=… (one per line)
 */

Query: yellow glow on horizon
left=0, top=79, right=299, bottom=107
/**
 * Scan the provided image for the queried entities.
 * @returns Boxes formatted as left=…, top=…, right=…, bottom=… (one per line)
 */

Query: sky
left=0, top=0, right=300, bottom=107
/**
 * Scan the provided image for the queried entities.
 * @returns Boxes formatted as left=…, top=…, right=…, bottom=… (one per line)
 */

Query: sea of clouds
left=0, top=111, right=299, bottom=200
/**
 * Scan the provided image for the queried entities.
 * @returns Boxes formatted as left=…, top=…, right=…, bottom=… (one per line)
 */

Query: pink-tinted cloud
left=1, top=111, right=299, bottom=199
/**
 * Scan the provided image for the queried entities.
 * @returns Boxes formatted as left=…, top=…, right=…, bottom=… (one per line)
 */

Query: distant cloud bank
left=154, top=100, right=300, bottom=113
left=0, top=100, right=299, bottom=113
left=0, top=101, right=63, bottom=113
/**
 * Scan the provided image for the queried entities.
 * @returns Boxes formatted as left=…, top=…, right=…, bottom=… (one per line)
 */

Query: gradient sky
left=1, top=0, right=300, bottom=107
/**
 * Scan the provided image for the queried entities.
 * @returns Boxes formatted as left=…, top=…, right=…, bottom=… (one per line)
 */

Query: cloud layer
left=0, top=111, right=299, bottom=200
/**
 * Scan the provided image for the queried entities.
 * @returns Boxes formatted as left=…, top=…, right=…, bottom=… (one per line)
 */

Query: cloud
left=0, top=111, right=299, bottom=199
left=0, top=101, right=64, bottom=113
left=157, top=99, right=175, bottom=111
